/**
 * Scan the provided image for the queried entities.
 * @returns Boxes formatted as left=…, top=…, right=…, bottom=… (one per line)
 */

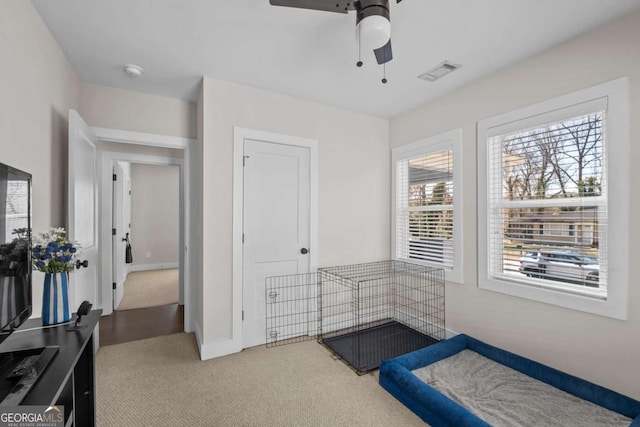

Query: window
left=477, top=78, right=630, bottom=319
left=392, top=129, right=463, bottom=283
left=5, top=179, right=29, bottom=239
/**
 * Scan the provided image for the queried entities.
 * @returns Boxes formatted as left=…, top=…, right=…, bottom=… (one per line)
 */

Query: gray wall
left=0, top=1, right=80, bottom=315
left=130, top=164, right=180, bottom=268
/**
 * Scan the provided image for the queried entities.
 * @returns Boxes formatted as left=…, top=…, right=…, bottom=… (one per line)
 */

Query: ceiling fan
left=269, top=0, right=403, bottom=69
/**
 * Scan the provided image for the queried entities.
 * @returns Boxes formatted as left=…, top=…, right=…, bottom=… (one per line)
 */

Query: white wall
left=0, top=0, right=79, bottom=231
left=200, top=77, right=389, bottom=344
left=79, top=83, right=196, bottom=138
left=0, top=1, right=80, bottom=317
left=390, top=11, right=640, bottom=400
left=130, top=164, right=180, bottom=268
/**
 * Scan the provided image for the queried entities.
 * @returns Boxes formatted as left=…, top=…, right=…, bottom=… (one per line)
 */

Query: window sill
left=397, top=257, right=463, bottom=285
left=478, top=275, right=626, bottom=320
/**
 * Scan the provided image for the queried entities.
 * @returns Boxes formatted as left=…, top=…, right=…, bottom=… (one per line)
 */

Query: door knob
left=75, top=260, right=89, bottom=269
left=300, top=248, right=309, bottom=255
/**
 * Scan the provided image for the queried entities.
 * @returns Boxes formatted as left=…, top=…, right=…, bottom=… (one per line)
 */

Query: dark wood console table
left=0, top=310, right=101, bottom=426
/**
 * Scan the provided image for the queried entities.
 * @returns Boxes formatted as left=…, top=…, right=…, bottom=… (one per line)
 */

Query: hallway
left=99, top=304, right=184, bottom=346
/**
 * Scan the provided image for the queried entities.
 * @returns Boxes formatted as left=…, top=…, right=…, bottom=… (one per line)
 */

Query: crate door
left=266, top=273, right=317, bottom=347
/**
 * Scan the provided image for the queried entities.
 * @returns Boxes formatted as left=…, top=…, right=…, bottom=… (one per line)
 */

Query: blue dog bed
left=379, top=334, right=640, bottom=426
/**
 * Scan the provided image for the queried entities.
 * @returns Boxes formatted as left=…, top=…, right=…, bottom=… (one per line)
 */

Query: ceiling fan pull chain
left=382, top=62, right=388, bottom=84
left=356, top=24, right=363, bottom=67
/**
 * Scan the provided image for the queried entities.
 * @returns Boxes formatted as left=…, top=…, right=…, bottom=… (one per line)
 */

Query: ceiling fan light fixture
left=357, top=15, right=391, bottom=51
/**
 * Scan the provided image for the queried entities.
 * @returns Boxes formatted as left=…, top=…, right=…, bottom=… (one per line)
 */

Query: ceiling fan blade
left=374, top=39, right=393, bottom=64
left=269, top=0, right=355, bottom=14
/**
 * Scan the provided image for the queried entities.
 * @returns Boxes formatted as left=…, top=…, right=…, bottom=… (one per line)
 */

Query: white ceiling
left=32, top=0, right=640, bottom=118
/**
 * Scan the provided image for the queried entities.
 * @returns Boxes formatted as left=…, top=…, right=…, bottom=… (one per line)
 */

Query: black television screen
left=0, top=163, right=32, bottom=343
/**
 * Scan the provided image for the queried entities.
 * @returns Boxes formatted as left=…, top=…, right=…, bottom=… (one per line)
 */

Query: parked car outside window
left=518, top=249, right=599, bottom=287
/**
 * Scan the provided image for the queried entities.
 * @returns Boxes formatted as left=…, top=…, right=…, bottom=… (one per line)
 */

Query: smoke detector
left=124, top=64, right=143, bottom=77
left=418, top=61, right=461, bottom=82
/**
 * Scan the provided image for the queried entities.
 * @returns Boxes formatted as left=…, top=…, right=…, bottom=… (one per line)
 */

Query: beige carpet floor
left=96, top=333, right=425, bottom=426
left=117, top=269, right=178, bottom=311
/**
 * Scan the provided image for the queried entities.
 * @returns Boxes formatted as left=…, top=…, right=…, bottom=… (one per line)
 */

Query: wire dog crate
left=318, top=261, right=445, bottom=374
left=266, top=261, right=445, bottom=375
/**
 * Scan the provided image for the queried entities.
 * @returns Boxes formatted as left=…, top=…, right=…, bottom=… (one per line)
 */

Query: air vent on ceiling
left=418, top=61, right=461, bottom=82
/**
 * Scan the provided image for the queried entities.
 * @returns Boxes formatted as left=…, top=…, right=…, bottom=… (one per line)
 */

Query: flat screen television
left=0, top=163, right=32, bottom=344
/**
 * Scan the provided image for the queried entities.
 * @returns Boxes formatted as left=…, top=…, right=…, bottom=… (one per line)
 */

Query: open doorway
left=66, top=112, right=197, bottom=346
left=102, top=159, right=183, bottom=346
left=100, top=148, right=184, bottom=346
left=113, top=163, right=180, bottom=312
left=94, top=131, right=196, bottom=346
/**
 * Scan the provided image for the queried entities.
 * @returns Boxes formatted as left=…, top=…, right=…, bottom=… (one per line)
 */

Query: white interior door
left=242, top=139, right=311, bottom=348
left=112, top=162, right=127, bottom=309
left=68, top=110, right=98, bottom=311
left=124, top=175, right=132, bottom=275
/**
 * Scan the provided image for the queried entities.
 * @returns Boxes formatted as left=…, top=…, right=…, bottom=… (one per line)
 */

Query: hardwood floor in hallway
left=99, top=304, right=184, bottom=346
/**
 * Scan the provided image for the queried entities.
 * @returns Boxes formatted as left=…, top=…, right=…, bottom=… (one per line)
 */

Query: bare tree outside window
left=498, top=111, right=604, bottom=288
left=503, top=113, right=602, bottom=202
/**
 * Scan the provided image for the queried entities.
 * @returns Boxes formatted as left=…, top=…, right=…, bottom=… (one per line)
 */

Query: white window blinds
left=396, top=149, right=455, bottom=269
left=487, top=110, right=607, bottom=297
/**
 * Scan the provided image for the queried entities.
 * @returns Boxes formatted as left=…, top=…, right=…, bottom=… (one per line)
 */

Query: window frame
left=392, top=129, right=463, bottom=284
left=477, top=77, right=630, bottom=320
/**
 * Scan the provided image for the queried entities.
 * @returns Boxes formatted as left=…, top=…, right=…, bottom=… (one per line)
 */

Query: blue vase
left=42, top=272, right=70, bottom=326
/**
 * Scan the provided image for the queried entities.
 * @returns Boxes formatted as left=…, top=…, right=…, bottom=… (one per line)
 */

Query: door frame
left=95, top=127, right=197, bottom=334
left=111, top=160, right=127, bottom=310
left=68, top=110, right=99, bottom=311
left=232, top=127, right=318, bottom=350
left=101, top=153, right=182, bottom=311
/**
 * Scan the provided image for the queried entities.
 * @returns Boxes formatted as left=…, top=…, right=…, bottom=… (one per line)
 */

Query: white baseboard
left=191, top=325, right=459, bottom=362
left=130, top=262, right=178, bottom=272
left=445, top=327, right=460, bottom=339
left=199, top=339, right=243, bottom=361
left=193, top=323, right=204, bottom=358
left=193, top=325, right=242, bottom=361
left=183, top=309, right=194, bottom=334
left=192, top=322, right=243, bottom=361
